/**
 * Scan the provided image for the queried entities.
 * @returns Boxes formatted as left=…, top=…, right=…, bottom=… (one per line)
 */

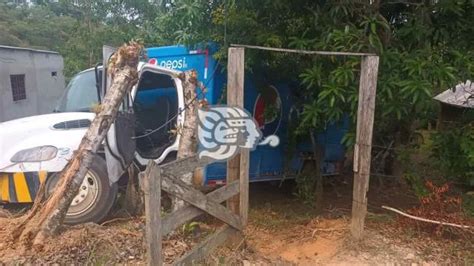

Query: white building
left=0, top=45, right=65, bottom=122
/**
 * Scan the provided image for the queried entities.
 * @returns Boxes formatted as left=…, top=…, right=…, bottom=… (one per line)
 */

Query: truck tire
left=45, top=155, right=118, bottom=225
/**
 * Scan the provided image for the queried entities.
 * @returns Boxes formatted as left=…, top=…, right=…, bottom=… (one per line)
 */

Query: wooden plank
left=226, top=156, right=240, bottom=213
left=226, top=47, right=245, bottom=214
left=162, top=174, right=243, bottom=230
left=162, top=180, right=240, bottom=235
left=143, top=161, right=163, bottom=265
left=231, top=44, right=375, bottom=56
left=173, top=225, right=241, bottom=266
left=239, top=149, right=249, bottom=226
left=350, top=55, right=379, bottom=240
left=161, top=155, right=213, bottom=179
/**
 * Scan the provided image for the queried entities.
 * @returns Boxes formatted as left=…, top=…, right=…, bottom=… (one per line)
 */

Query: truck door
left=131, top=64, right=185, bottom=166
left=102, top=46, right=136, bottom=183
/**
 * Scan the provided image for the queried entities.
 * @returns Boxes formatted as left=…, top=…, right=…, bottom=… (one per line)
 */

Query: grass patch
left=250, top=199, right=316, bottom=230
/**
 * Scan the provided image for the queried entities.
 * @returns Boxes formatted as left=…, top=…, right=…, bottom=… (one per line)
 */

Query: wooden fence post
left=351, top=55, right=379, bottom=239
left=226, top=47, right=247, bottom=223
left=239, top=148, right=249, bottom=227
left=143, top=162, right=162, bottom=265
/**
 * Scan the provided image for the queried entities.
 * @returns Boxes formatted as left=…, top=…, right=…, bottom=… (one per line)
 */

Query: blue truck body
left=145, top=45, right=349, bottom=185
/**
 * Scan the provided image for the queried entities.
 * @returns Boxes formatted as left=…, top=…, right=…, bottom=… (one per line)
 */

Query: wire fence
left=356, top=142, right=469, bottom=159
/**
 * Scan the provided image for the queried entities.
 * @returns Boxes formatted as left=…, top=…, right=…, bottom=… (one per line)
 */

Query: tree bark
left=124, top=164, right=144, bottom=216
left=177, top=70, right=199, bottom=159
left=310, top=130, right=324, bottom=213
left=10, top=42, right=142, bottom=251
left=172, top=70, right=199, bottom=211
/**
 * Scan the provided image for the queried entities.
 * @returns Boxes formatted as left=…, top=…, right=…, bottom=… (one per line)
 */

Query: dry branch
left=381, top=205, right=473, bottom=230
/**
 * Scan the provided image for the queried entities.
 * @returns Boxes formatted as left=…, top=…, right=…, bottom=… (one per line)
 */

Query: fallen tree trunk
left=177, top=70, right=199, bottom=159
left=172, top=69, right=199, bottom=211
left=124, top=164, right=144, bottom=216
left=10, top=42, right=142, bottom=250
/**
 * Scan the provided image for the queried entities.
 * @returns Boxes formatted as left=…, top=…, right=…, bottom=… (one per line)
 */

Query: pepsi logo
left=253, top=85, right=282, bottom=136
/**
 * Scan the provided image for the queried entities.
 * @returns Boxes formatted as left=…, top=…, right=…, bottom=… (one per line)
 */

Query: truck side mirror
left=102, top=46, right=117, bottom=100
left=94, top=63, right=102, bottom=103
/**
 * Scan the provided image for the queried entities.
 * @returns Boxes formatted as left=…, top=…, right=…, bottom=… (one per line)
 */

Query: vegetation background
left=1, top=0, right=473, bottom=197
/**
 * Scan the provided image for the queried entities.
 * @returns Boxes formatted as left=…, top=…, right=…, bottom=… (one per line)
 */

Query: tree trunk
left=172, top=70, right=199, bottom=211
left=10, top=42, right=142, bottom=251
left=124, top=164, right=144, bottom=216
left=310, top=130, right=324, bottom=213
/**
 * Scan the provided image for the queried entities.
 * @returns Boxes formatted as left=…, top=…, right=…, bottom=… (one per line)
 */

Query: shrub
left=431, top=124, right=474, bottom=186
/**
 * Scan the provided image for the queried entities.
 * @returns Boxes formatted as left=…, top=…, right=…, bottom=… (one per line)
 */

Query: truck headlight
left=11, top=146, right=58, bottom=163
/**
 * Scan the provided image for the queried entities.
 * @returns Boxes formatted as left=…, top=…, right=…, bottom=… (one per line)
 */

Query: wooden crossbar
left=162, top=180, right=240, bottom=236
left=231, top=44, right=376, bottom=56
left=161, top=155, right=213, bottom=179
left=173, top=225, right=240, bottom=266
left=162, top=174, right=243, bottom=230
left=143, top=160, right=244, bottom=266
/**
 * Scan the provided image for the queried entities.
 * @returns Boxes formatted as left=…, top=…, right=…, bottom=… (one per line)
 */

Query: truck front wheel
left=45, top=155, right=118, bottom=225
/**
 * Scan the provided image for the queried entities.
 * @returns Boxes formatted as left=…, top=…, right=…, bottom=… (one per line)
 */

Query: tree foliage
left=1, top=0, right=473, bottom=183
left=151, top=0, right=474, bottom=183
left=0, top=0, right=159, bottom=77
left=149, top=0, right=473, bottom=132
left=432, top=121, right=474, bottom=185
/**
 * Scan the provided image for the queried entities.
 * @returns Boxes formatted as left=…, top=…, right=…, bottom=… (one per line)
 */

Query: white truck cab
left=0, top=47, right=185, bottom=224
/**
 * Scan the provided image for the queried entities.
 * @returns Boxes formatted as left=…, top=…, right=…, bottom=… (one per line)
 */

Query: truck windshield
left=55, top=69, right=99, bottom=112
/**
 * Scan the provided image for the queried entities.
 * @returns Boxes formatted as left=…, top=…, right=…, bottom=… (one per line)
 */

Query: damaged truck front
left=0, top=47, right=186, bottom=224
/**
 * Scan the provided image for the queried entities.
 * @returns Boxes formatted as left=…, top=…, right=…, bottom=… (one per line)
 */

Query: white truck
left=0, top=47, right=186, bottom=224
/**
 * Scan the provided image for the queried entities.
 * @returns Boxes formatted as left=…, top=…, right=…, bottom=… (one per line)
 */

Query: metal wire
left=132, top=62, right=221, bottom=140
left=355, top=142, right=469, bottom=159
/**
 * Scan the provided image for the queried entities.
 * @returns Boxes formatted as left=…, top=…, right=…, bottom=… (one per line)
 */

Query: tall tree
left=149, top=0, right=474, bottom=184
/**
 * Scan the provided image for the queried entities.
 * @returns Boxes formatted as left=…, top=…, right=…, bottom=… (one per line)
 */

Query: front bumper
left=0, top=171, right=47, bottom=203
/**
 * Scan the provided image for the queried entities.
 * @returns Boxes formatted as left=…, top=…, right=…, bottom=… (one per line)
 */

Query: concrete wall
left=0, top=47, right=65, bottom=122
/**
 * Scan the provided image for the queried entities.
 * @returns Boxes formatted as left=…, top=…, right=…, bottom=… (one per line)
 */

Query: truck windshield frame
left=55, top=69, right=100, bottom=113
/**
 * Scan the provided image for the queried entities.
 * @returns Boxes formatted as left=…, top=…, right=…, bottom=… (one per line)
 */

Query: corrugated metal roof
left=0, top=45, right=59, bottom=55
left=434, top=80, right=474, bottom=108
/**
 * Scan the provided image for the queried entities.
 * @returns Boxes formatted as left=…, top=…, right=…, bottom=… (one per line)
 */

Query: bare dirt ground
left=207, top=181, right=473, bottom=265
left=0, top=180, right=472, bottom=265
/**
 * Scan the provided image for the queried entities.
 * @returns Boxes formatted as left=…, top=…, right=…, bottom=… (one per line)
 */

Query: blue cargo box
left=146, top=45, right=348, bottom=185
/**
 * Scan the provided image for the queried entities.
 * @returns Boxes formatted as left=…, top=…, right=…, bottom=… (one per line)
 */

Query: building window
left=10, top=74, right=26, bottom=101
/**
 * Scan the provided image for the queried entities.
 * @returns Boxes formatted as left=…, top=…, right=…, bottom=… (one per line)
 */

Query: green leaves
left=0, top=1, right=162, bottom=78
left=300, top=64, right=322, bottom=89
left=301, top=101, right=323, bottom=129
left=4, top=0, right=474, bottom=177
left=360, top=14, right=390, bottom=53
left=432, top=124, right=474, bottom=186
left=299, top=57, right=358, bottom=128
left=398, top=79, right=432, bottom=104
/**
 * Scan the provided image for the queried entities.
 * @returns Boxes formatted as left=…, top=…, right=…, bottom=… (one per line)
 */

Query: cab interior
left=133, top=71, right=178, bottom=159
